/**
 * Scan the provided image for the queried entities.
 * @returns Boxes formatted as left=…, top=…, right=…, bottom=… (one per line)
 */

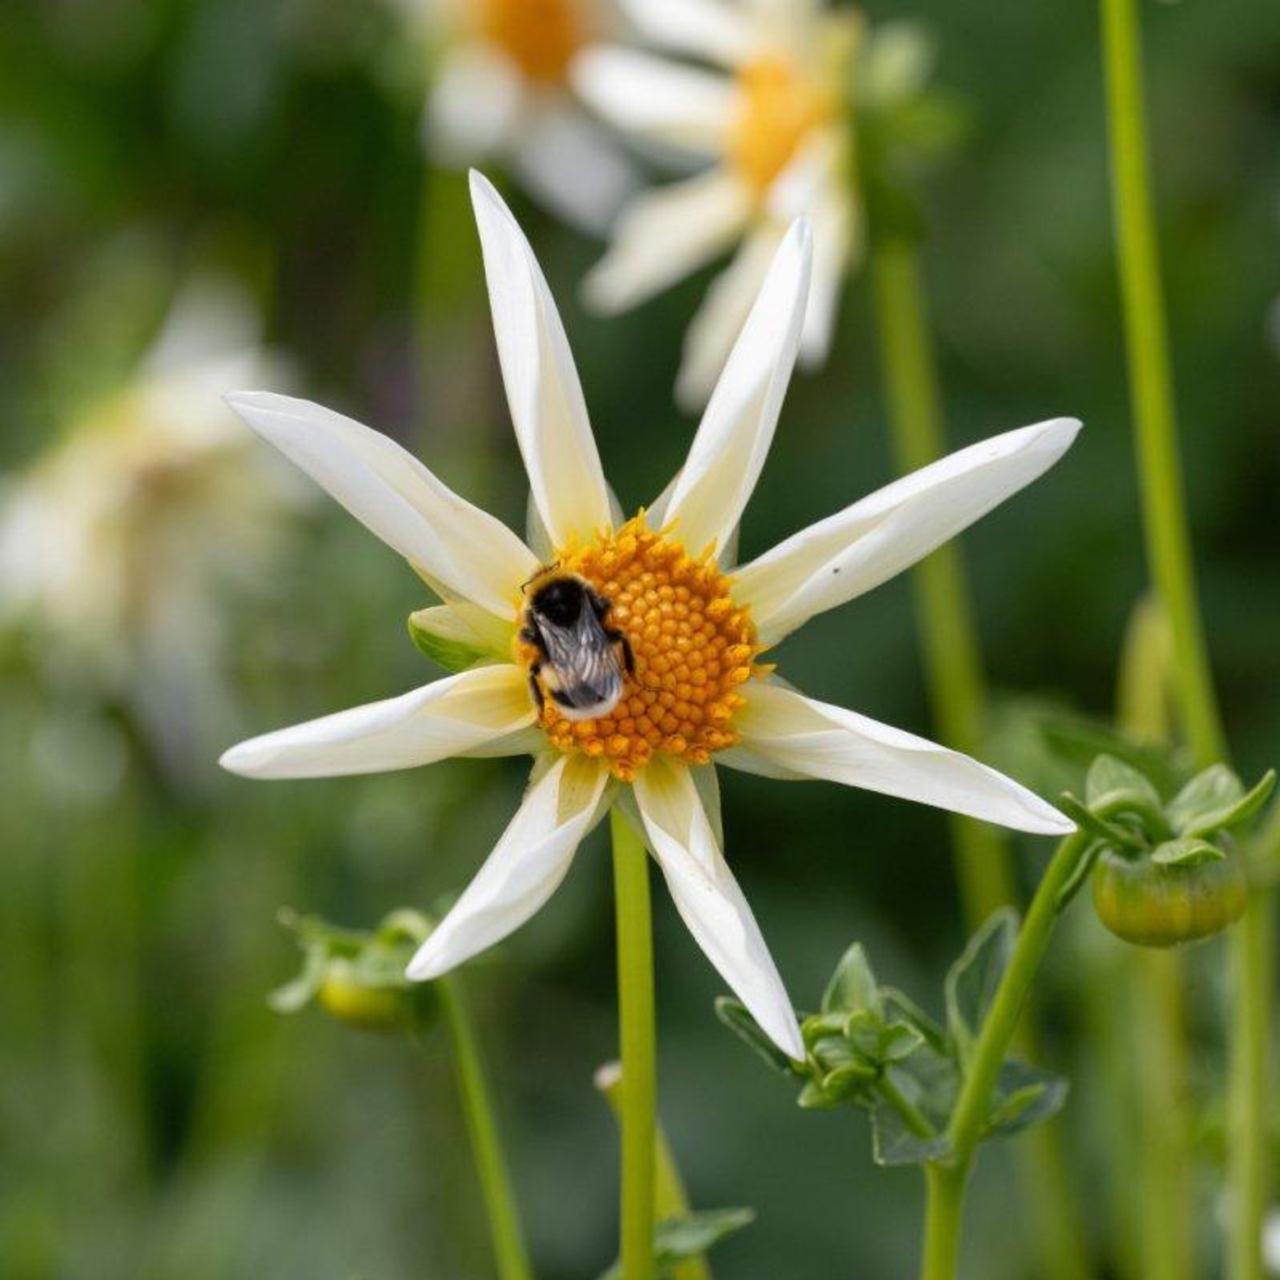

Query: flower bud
left=1092, top=843, right=1247, bottom=947
left=270, top=907, right=436, bottom=1034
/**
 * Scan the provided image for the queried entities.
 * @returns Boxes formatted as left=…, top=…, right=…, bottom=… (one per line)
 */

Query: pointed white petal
left=469, top=171, right=612, bottom=548
left=512, top=102, right=636, bottom=236
left=798, top=187, right=859, bottom=367
left=725, top=682, right=1075, bottom=835
left=634, top=758, right=803, bottom=1058
left=427, top=46, right=523, bottom=161
left=219, top=664, right=536, bottom=779
left=406, top=755, right=610, bottom=979
left=616, top=0, right=759, bottom=65
left=662, top=219, right=812, bottom=555
left=735, top=418, right=1083, bottom=645
left=582, top=170, right=752, bottom=316
left=674, top=224, right=782, bottom=412
left=572, top=47, right=736, bottom=155
left=224, top=391, right=535, bottom=619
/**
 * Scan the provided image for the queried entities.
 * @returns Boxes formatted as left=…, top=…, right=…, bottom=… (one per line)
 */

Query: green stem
left=870, top=237, right=1015, bottom=925
left=873, top=236, right=1091, bottom=1280
left=612, top=809, right=657, bottom=1280
left=1099, top=3, right=1270, bottom=1275
left=1229, top=896, right=1272, bottom=1280
left=437, top=976, right=532, bottom=1280
left=921, top=1164, right=967, bottom=1280
left=920, top=831, right=1093, bottom=1280
left=1100, top=0, right=1225, bottom=768
left=597, top=1061, right=710, bottom=1280
left=1133, top=950, right=1194, bottom=1280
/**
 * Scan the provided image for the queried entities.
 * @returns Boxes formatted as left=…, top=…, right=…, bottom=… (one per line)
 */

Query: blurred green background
left=2, top=0, right=1278, bottom=1276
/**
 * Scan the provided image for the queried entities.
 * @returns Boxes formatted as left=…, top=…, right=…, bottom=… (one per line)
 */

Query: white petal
left=427, top=46, right=523, bottom=161
left=799, top=188, right=858, bottom=367
left=675, top=224, right=782, bottom=412
left=616, top=0, right=759, bottom=65
left=219, top=664, right=536, bottom=779
left=572, top=47, right=736, bottom=155
left=470, top=172, right=613, bottom=548
left=406, top=754, right=610, bottom=979
left=582, top=169, right=752, bottom=316
left=734, top=417, right=1083, bottom=645
left=661, top=218, right=812, bottom=555
left=725, top=682, right=1075, bottom=835
left=224, top=391, right=535, bottom=620
left=512, top=101, right=636, bottom=236
left=633, top=758, right=803, bottom=1058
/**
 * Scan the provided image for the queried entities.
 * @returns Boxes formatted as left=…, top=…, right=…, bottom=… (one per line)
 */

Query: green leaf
left=945, top=909, right=1017, bottom=1067
left=597, top=1208, right=756, bottom=1280
left=1150, top=837, right=1225, bottom=868
left=1176, top=770, right=1276, bottom=839
left=870, top=1099, right=951, bottom=1166
left=984, top=1060, right=1069, bottom=1138
left=821, top=942, right=881, bottom=1016
left=884, top=1043, right=960, bottom=1135
left=881, top=987, right=948, bottom=1053
left=407, top=606, right=495, bottom=673
left=1086, top=755, right=1164, bottom=824
left=715, top=997, right=795, bottom=1074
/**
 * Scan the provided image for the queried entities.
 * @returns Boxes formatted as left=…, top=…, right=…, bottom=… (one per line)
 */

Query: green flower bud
left=1092, top=842, right=1247, bottom=948
left=270, top=907, right=436, bottom=1034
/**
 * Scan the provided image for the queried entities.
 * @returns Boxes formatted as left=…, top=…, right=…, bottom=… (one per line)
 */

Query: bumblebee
left=520, top=568, right=634, bottom=720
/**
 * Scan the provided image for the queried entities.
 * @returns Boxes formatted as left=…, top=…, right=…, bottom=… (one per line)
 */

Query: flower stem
left=612, top=808, right=657, bottom=1280
left=1099, top=0, right=1225, bottom=771
left=1099, top=2, right=1269, bottom=1273
left=1229, top=895, right=1272, bottom=1280
left=920, top=830, right=1093, bottom=1280
left=437, top=975, right=533, bottom=1280
left=870, top=237, right=1015, bottom=925
left=872, top=236, right=1090, bottom=1280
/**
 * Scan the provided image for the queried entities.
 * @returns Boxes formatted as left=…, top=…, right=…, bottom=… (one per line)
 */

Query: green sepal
left=1086, top=755, right=1166, bottom=829
left=821, top=942, right=881, bottom=1016
left=946, top=909, right=1016, bottom=1068
left=714, top=997, right=796, bottom=1075
left=407, top=605, right=497, bottom=673
left=1058, top=793, right=1145, bottom=853
left=597, top=1208, right=756, bottom=1280
left=1173, top=768, right=1276, bottom=839
left=1150, top=837, right=1225, bottom=868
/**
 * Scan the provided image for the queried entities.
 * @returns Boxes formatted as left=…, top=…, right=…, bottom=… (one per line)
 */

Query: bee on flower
left=220, top=172, right=1078, bottom=1059
left=397, top=0, right=634, bottom=232
left=0, top=280, right=302, bottom=781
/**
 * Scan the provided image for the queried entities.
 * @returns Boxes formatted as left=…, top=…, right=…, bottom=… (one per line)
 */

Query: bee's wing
left=540, top=610, right=623, bottom=711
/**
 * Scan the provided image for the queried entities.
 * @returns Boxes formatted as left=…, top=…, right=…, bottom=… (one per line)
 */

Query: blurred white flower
left=575, top=0, right=863, bottom=408
left=402, top=0, right=634, bottom=231
left=220, top=173, right=1078, bottom=1057
left=0, top=279, right=302, bottom=780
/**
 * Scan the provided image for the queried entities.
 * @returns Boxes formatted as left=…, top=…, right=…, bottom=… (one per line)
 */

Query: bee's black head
left=530, top=575, right=588, bottom=627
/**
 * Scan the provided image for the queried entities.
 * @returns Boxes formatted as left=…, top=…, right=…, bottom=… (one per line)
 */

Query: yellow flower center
left=477, top=0, right=582, bottom=85
left=517, top=517, right=767, bottom=782
left=729, top=55, right=834, bottom=195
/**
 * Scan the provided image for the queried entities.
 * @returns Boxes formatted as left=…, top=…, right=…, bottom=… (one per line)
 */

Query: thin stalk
left=597, top=1061, right=710, bottom=1280
left=872, top=237, right=1090, bottom=1280
left=437, top=976, right=532, bottom=1280
left=920, top=830, right=1093, bottom=1280
left=1229, top=897, right=1272, bottom=1280
left=612, top=809, right=657, bottom=1280
left=1099, top=3, right=1268, bottom=1274
left=870, top=238, right=1016, bottom=925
